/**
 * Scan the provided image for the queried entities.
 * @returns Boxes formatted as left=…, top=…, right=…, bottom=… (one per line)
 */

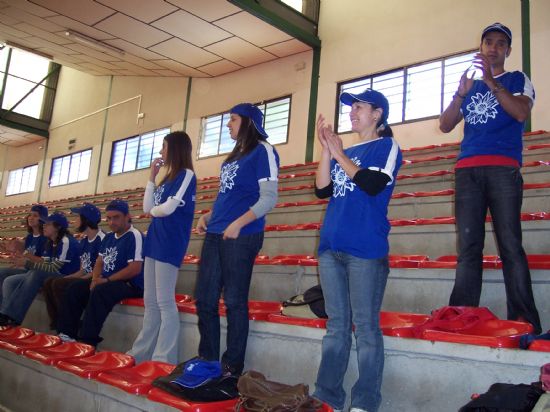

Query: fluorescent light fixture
left=3, top=41, right=53, bottom=60
left=65, top=30, right=125, bottom=56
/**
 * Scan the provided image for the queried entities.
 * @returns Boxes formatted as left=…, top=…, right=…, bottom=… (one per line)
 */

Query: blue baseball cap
left=230, top=103, right=268, bottom=139
left=70, top=203, right=101, bottom=224
left=106, top=199, right=129, bottom=215
left=340, top=88, right=390, bottom=126
left=171, top=359, right=222, bottom=388
left=40, top=212, right=69, bottom=229
left=482, top=22, right=512, bottom=45
left=30, top=204, right=48, bottom=220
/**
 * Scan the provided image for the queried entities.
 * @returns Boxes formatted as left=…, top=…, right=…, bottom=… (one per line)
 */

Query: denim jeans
left=450, top=166, right=542, bottom=334
left=195, top=232, right=264, bottom=374
left=128, top=258, right=180, bottom=364
left=0, top=267, right=26, bottom=306
left=313, top=250, right=389, bottom=412
left=1, top=269, right=64, bottom=324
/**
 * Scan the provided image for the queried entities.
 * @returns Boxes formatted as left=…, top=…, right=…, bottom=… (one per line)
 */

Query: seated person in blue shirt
left=0, top=212, right=80, bottom=327
left=0, top=204, right=48, bottom=306
left=43, top=203, right=105, bottom=330
left=56, top=199, right=144, bottom=346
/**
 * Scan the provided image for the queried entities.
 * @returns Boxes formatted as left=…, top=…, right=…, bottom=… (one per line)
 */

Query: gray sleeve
left=250, top=180, right=278, bottom=218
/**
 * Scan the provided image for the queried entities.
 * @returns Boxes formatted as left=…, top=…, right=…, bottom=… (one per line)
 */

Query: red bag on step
left=413, top=306, right=498, bottom=338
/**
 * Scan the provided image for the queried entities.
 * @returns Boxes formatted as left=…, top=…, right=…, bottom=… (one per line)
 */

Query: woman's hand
left=316, top=114, right=330, bottom=151
left=150, top=158, right=164, bottom=182
left=196, top=212, right=210, bottom=235
left=223, top=220, right=242, bottom=240
left=324, top=128, right=345, bottom=161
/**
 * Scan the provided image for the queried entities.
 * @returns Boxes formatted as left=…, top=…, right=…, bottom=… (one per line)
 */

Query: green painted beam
left=521, top=0, right=531, bottom=132
left=0, top=117, right=48, bottom=137
left=183, top=77, right=192, bottom=132
left=305, top=46, right=321, bottom=163
left=228, top=0, right=320, bottom=48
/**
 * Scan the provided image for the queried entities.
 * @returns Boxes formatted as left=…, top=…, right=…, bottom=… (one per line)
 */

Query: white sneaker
left=58, top=333, right=76, bottom=343
left=350, top=408, right=368, bottom=412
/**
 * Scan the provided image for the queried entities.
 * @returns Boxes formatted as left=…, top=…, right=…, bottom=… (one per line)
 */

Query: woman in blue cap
left=312, top=89, right=402, bottom=412
left=195, top=103, right=279, bottom=376
left=0, top=211, right=80, bottom=327
left=0, top=204, right=48, bottom=306
left=128, top=131, right=196, bottom=364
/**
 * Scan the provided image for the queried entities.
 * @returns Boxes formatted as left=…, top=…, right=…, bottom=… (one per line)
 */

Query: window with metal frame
left=336, top=50, right=477, bottom=133
left=49, top=149, right=92, bottom=187
left=5, top=164, right=38, bottom=196
left=198, top=96, right=291, bottom=159
left=109, top=127, right=170, bottom=175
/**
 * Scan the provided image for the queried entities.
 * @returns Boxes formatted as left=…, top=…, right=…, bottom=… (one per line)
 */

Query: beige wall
left=187, top=51, right=313, bottom=179
left=315, top=0, right=524, bottom=154
left=2, top=1, right=550, bottom=208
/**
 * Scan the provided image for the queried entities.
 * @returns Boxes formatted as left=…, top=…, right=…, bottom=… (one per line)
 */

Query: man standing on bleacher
left=440, top=23, right=542, bottom=334
left=56, top=200, right=144, bottom=346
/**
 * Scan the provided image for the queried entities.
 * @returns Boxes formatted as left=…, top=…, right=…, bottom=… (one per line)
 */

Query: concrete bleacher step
left=3, top=297, right=547, bottom=412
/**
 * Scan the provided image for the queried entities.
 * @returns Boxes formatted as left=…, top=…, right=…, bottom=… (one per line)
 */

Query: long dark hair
left=160, top=131, right=194, bottom=185
left=45, top=224, right=71, bottom=257
left=225, top=115, right=263, bottom=163
left=25, top=214, right=44, bottom=235
left=77, top=215, right=98, bottom=232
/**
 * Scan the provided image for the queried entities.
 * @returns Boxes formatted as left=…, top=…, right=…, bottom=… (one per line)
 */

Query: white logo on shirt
left=153, top=185, right=164, bottom=206
left=219, top=161, right=239, bottom=193
left=81, top=252, right=92, bottom=273
left=331, top=157, right=361, bottom=198
left=26, top=245, right=36, bottom=255
left=465, top=91, right=499, bottom=125
left=102, top=247, right=118, bottom=272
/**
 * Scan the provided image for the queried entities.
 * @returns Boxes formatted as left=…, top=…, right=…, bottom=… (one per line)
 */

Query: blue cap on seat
left=171, top=359, right=222, bottom=388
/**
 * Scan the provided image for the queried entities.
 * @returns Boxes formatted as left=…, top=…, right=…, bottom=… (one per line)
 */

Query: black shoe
left=0, top=314, right=18, bottom=327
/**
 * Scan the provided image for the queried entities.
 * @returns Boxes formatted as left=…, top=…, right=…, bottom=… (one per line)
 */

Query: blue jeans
left=0, top=267, right=26, bottom=306
left=195, top=232, right=264, bottom=374
left=450, top=166, right=542, bottom=334
left=1, top=269, right=64, bottom=324
left=313, top=251, right=389, bottom=412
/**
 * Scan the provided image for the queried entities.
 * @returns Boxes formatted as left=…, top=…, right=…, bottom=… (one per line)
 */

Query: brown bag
left=236, top=370, right=323, bottom=412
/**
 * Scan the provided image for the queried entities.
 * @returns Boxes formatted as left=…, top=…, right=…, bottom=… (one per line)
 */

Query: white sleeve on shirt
left=150, top=170, right=194, bottom=218
left=143, top=181, right=155, bottom=213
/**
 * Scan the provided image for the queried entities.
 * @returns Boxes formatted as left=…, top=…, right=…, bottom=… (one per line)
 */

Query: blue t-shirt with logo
left=24, top=233, right=47, bottom=257
left=144, top=169, right=196, bottom=267
left=208, top=141, right=280, bottom=235
left=79, top=231, right=105, bottom=274
left=99, top=227, right=144, bottom=289
left=42, top=235, right=81, bottom=275
left=318, top=137, right=402, bottom=259
left=459, top=71, right=535, bottom=165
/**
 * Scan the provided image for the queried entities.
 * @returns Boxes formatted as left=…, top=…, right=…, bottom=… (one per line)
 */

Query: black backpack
left=152, top=362, right=239, bottom=402
left=458, top=382, right=544, bottom=412
left=282, top=285, right=327, bottom=319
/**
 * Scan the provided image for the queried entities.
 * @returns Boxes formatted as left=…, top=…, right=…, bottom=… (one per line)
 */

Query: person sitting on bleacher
left=42, top=203, right=105, bottom=330
left=195, top=103, right=280, bottom=377
left=56, top=200, right=144, bottom=346
left=0, top=211, right=80, bottom=327
left=0, top=204, right=48, bottom=306
left=128, top=131, right=196, bottom=364
left=440, top=23, right=542, bottom=334
left=312, top=89, right=402, bottom=412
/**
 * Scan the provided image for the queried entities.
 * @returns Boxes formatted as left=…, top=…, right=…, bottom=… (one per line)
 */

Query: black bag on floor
left=282, top=285, right=327, bottom=319
left=458, top=382, right=544, bottom=412
left=152, top=362, right=239, bottom=402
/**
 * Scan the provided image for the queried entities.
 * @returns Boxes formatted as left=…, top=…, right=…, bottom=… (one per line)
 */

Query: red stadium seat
left=96, top=361, right=176, bottom=395
left=24, top=342, right=95, bottom=365
left=526, top=255, right=550, bottom=269
left=147, top=388, right=238, bottom=411
left=0, top=326, right=34, bottom=342
left=267, top=313, right=327, bottom=329
left=120, top=297, right=144, bottom=306
left=421, top=319, right=533, bottom=348
left=0, top=333, right=61, bottom=354
left=380, top=311, right=431, bottom=338
left=218, top=301, right=281, bottom=321
left=56, top=351, right=135, bottom=379
left=528, top=340, right=550, bottom=352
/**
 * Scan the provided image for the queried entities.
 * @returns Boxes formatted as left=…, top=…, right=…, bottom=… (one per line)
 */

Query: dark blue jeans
left=450, top=166, right=542, bottom=334
left=195, top=232, right=264, bottom=374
